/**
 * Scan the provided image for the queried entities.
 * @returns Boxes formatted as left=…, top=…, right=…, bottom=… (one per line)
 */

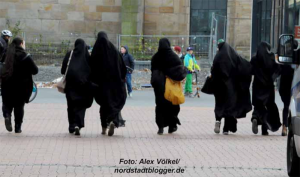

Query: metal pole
left=224, top=18, right=227, bottom=40
left=209, top=13, right=215, bottom=63
left=118, top=34, right=121, bottom=50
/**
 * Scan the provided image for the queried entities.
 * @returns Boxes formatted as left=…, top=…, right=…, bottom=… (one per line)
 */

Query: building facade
left=0, top=0, right=252, bottom=59
left=251, top=0, right=300, bottom=55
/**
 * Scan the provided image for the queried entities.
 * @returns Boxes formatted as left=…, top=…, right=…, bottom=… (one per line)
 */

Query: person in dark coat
left=1, top=37, right=38, bottom=133
left=279, top=65, right=293, bottom=136
left=90, top=32, right=127, bottom=136
left=151, top=38, right=187, bottom=135
left=211, top=41, right=252, bottom=135
left=61, top=39, right=93, bottom=136
left=120, top=46, right=135, bottom=97
left=251, top=42, right=281, bottom=136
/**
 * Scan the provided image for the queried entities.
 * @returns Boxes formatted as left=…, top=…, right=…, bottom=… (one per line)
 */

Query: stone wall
left=0, top=0, right=122, bottom=45
left=144, top=0, right=190, bottom=35
left=0, top=0, right=253, bottom=58
left=227, top=0, right=252, bottom=60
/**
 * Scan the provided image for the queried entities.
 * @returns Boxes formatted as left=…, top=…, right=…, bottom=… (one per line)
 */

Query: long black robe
left=251, top=42, right=281, bottom=132
left=61, top=39, right=93, bottom=128
left=151, top=38, right=187, bottom=128
left=61, top=39, right=93, bottom=107
left=90, top=32, right=127, bottom=128
left=211, top=42, right=252, bottom=121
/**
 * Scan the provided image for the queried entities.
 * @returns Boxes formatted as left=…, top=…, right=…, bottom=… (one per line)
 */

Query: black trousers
left=66, top=96, right=87, bottom=129
left=2, top=102, right=25, bottom=125
left=252, top=106, right=268, bottom=133
left=99, top=106, right=120, bottom=128
left=215, top=116, right=237, bottom=132
left=281, top=97, right=290, bottom=127
left=156, top=104, right=180, bottom=129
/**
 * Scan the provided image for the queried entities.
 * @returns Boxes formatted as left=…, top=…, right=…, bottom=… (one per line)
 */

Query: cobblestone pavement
left=0, top=103, right=287, bottom=177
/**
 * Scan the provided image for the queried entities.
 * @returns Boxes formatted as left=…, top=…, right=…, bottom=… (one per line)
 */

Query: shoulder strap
left=22, top=54, right=30, bottom=61
left=65, top=50, right=73, bottom=75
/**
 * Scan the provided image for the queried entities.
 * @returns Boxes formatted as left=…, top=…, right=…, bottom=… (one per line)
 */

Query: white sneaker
left=129, top=93, right=133, bottom=98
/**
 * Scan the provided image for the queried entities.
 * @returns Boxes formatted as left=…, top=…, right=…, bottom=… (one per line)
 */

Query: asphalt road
left=30, top=88, right=284, bottom=109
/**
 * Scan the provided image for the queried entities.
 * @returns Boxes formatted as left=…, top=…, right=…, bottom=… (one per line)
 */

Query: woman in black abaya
left=251, top=42, right=281, bottom=136
left=211, top=41, right=252, bottom=135
left=151, top=38, right=187, bottom=135
left=90, top=32, right=127, bottom=136
left=61, top=39, right=93, bottom=136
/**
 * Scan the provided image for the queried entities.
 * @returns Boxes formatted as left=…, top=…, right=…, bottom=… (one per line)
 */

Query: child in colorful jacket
left=184, top=47, right=201, bottom=97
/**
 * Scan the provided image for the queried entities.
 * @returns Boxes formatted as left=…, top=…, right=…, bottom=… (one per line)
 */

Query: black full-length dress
left=151, top=38, right=187, bottom=130
left=90, top=32, right=127, bottom=128
left=61, top=39, right=93, bottom=131
left=251, top=42, right=281, bottom=133
left=211, top=42, right=252, bottom=132
left=2, top=46, right=38, bottom=125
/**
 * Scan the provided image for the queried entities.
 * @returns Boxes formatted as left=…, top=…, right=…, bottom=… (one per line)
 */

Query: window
left=190, top=0, right=227, bottom=37
left=257, top=0, right=272, bottom=44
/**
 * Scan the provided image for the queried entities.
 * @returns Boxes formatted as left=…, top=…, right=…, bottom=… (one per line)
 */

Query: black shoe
left=69, top=127, right=75, bottom=134
left=230, top=120, right=237, bottom=133
left=157, top=128, right=163, bottom=135
left=4, top=117, right=12, bottom=132
left=262, top=124, right=268, bottom=136
left=15, top=124, right=22, bottom=133
left=74, top=126, right=80, bottom=136
left=108, top=122, right=115, bottom=136
left=262, top=131, right=269, bottom=136
left=168, top=126, right=178, bottom=134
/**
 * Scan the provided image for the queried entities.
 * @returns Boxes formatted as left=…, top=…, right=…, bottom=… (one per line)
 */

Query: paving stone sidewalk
left=0, top=104, right=287, bottom=177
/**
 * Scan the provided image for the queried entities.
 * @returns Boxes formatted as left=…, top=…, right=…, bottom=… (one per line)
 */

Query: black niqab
left=151, top=38, right=185, bottom=80
left=91, top=32, right=126, bottom=84
left=66, top=39, right=91, bottom=86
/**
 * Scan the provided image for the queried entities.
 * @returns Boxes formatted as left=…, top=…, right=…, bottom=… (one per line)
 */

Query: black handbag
left=201, top=76, right=214, bottom=94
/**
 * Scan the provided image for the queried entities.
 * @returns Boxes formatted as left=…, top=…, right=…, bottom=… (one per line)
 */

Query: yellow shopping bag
left=164, top=77, right=185, bottom=105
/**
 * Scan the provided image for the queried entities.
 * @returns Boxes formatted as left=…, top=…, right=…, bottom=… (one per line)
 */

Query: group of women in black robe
left=65, top=37, right=186, bottom=136
left=209, top=40, right=293, bottom=136
left=1, top=35, right=290, bottom=137
left=62, top=32, right=127, bottom=136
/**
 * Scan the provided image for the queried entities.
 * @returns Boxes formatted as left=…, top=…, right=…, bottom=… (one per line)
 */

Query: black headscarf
left=251, top=42, right=280, bottom=85
left=66, top=39, right=91, bottom=86
left=91, top=32, right=126, bottom=84
left=151, top=38, right=186, bottom=81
